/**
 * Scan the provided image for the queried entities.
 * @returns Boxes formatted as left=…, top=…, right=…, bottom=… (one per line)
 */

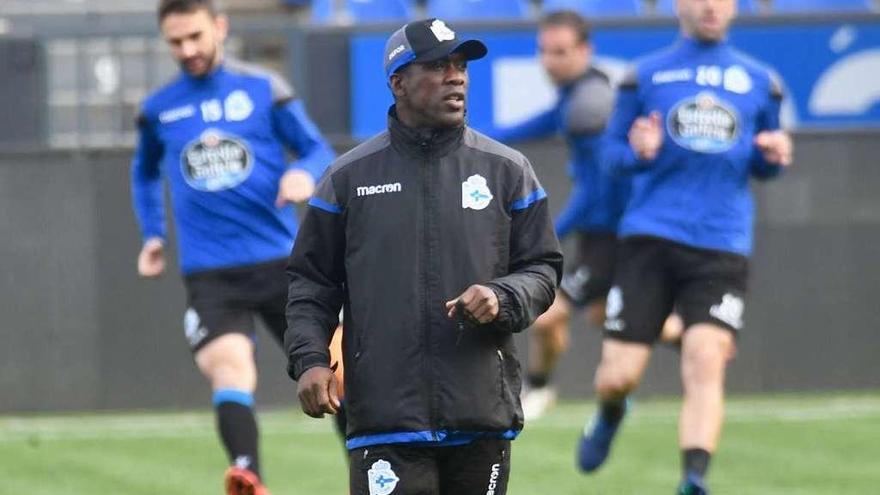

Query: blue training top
left=603, top=36, right=785, bottom=256
left=490, top=67, right=630, bottom=238
left=131, top=58, right=335, bottom=274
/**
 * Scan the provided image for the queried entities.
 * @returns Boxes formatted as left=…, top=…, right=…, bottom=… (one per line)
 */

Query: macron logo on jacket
left=356, top=182, right=402, bottom=197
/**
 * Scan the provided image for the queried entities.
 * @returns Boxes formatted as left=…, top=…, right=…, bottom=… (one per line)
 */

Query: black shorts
left=349, top=438, right=510, bottom=495
left=604, top=236, right=749, bottom=344
left=182, top=258, right=288, bottom=353
left=558, top=232, right=617, bottom=307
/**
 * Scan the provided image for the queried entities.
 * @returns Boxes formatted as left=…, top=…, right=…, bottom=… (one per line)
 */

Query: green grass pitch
left=2, top=392, right=878, bottom=494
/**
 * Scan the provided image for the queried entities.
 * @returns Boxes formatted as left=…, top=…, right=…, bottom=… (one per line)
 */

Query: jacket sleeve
left=488, top=107, right=558, bottom=144
left=130, top=112, right=166, bottom=242
left=268, top=74, right=336, bottom=182
left=750, top=71, right=786, bottom=181
left=601, top=67, right=651, bottom=176
left=284, top=172, right=346, bottom=380
left=484, top=159, right=563, bottom=333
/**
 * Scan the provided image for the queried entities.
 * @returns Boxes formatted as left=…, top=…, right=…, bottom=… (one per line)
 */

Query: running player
left=576, top=1, right=792, bottom=493
left=131, top=1, right=335, bottom=493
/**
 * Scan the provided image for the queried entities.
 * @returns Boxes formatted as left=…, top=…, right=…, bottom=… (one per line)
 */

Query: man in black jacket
left=285, top=18, right=563, bottom=495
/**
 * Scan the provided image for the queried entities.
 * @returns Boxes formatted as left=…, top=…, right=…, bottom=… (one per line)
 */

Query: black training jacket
left=285, top=108, right=563, bottom=447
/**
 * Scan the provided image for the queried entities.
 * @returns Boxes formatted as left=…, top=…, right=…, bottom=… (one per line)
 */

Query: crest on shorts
left=462, top=174, right=493, bottom=210
left=368, top=459, right=400, bottom=495
left=429, top=20, right=456, bottom=42
left=183, top=308, right=208, bottom=347
left=604, top=286, right=625, bottom=332
left=709, top=293, right=744, bottom=330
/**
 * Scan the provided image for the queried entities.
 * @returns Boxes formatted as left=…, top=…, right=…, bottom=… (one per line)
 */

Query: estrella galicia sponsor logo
left=367, top=459, right=399, bottom=495
left=485, top=463, right=501, bottom=495
left=667, top=91, right=740, bottom=153
left=181, top=129, right=253, bottom=191
left=357, top=182, right=402, bottom=197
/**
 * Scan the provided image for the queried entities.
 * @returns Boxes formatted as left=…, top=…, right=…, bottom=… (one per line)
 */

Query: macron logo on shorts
left=357, top=182, right=402, bottom=197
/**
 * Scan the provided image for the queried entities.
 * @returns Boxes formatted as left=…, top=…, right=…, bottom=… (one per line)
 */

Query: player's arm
left=601, top=67, right=653, bottom=175
left=750, top=72, right=792, bottom=179
left=555, top=76, right=616, bottom=239
left=488, top=107, right=558, bottom=144
left=285, top=174, right=346, bottom=417
left=554, top=181, right=591, bottom=239
left=269, top=75, right=337, bottom=204
left=454, top=159, right=563, bottom=333
left=130, top=112, right=167, bottom=277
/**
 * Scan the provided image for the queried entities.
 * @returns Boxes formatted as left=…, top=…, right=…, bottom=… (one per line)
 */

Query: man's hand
left=276, top=169, right=316, bottom=206
left=754, top=130, right=793, bottom=167
left=445, top=285, right=499, bottom=324
left=137, top=237, right=165, bottom=278
left=628, top=111, right=664, bottom=161
left=297, top=366, right=340, bottom=418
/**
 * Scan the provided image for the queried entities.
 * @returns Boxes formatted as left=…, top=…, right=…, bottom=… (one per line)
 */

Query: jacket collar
left=387, top=105, right=465, bottom=158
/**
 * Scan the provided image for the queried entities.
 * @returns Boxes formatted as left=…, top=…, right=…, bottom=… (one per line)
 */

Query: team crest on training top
left=462, top=174, right=493, bottom=210
left=430, top=20, right=455, bottom=42
left=368, top=459, right=400, bottom=495
left=723, top=65, right=752, bottom=95
left=224, top=90, right=254, bottom=122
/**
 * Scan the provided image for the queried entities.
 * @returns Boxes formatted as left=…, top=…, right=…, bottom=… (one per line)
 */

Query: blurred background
left=1, top=0, right=878, bottom=415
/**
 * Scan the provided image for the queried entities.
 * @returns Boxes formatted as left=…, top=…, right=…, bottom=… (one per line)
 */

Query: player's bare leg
left=195, top=333, right=269, bottom=495
left=678, top=323, right=735, bottom=493
left=661, top=312, right=685, bottom=345
left=578, top=339, right=652, bottom=472
left=523, top=293, right=571, bottom=420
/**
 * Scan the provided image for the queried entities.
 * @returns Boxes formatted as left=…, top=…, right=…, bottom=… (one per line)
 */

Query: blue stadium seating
left=771, top=0, right=874, bottom=13
left=425, top=0, right=530, bottom=20
left=311, top=0, right=413, bottom=23
left=541, top=0, right=643, bottom=17
left=654, top=0, right=758, bottom=16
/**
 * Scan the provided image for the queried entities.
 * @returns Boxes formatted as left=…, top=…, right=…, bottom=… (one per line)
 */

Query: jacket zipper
left=419, top=138, right=438, bottom=437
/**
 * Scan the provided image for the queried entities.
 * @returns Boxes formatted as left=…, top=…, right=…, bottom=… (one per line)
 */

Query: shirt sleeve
left=750, top=70, right=786, bottom=180
left=601, top=67, right=651, bottom=176
left=484, top=158, right=563, bottom=333
left=130, top=112, right=166, bottom=242
left=285, top=172, right=346, bottom=380
left=487, top=107, right=558, bottom=144
left=272, top=98, right=337, bottom=182
left=554, top=179, right=592, bottom=239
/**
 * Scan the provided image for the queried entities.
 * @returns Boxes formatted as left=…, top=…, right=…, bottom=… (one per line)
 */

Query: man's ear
left=389, top=73, right=406, bottom=98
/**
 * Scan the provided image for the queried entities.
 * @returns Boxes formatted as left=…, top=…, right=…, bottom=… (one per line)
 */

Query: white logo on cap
left=388, top=44, right=405, bottom=61
left=429, top=20, right=456, bottom=42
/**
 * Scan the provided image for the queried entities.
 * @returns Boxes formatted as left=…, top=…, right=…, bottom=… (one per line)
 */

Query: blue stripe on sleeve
left=308, top=196, right=342, bottom=214
left=509, top=188, right=547, bottom=211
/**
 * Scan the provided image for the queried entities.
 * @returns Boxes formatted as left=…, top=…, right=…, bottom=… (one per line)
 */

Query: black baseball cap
left=384, top=18, right=488, bottom=78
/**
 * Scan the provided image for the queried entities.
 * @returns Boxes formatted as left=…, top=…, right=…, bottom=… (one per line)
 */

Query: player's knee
left=594, top=367, right=638, bottom=399
left=681, top=344, right=727, bottom=386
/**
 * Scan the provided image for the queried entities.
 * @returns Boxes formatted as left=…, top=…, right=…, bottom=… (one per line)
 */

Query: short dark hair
left=539, top=10, right=591, bottom=44
left=158, top=0, right=218, bottom=22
